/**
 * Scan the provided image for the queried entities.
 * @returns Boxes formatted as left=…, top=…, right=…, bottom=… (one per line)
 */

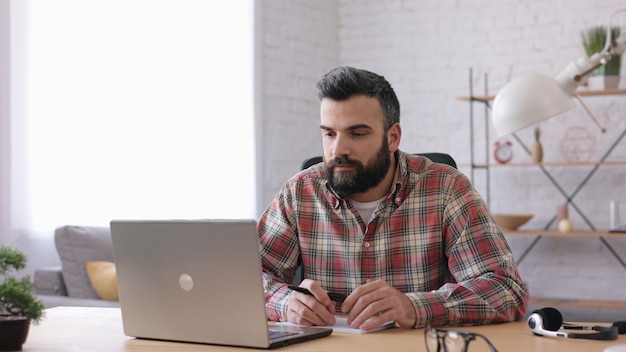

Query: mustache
left=328, top=156, right=359, bottom=167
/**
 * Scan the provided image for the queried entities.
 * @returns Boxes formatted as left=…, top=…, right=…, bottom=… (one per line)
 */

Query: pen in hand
left=288, top=285, right=347, bottom=303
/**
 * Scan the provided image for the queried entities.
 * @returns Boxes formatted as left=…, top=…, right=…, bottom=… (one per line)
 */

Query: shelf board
left=456, top=87, right=626, bottom=102
left=456, top=95, right=494, bottom=102
left=503, top=230, right=626, bottom=239
left=529, top=296, right=626, bottom=310
left=577, top=88, right=626, bottom=96
left=458, top=160, right=626, bottom=168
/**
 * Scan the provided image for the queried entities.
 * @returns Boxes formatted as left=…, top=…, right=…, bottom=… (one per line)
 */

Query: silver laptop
left=110, top=219, right=332, bottom=349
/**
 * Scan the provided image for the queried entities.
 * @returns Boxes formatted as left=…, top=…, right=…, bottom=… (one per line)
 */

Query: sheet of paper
left=604, top=345, right=626, bottom=352
left=277, top=316, right=396, bottom=334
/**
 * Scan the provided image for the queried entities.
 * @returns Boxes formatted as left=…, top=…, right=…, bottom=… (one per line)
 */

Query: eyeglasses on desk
left=425, top=325, right=498, bottom=352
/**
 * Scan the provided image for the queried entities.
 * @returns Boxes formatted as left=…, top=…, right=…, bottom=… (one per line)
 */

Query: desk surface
left=24, top=307, right=626, bottom=352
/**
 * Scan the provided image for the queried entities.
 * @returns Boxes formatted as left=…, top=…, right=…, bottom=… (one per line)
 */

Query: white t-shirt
left=349, top=196, right=386, bottom=224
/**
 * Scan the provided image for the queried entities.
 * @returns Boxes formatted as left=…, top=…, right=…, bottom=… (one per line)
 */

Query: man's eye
left=351, top=132, right=364, bottom=137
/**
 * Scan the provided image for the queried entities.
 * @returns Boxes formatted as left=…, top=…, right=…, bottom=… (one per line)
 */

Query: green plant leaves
left=581, top=26, right=621, bottom=76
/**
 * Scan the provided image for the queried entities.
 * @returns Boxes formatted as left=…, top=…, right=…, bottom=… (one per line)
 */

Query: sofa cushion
left=86, top=261, right=119, bottom=301
left=34, top=266, right=68, bottom=296
left=55, top=225, right=114, bottom=299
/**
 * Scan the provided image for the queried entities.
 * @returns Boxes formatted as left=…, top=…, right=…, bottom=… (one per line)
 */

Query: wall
left=256, top=0, right=339, bottom=214
left=259, top=0, right=626, bottom=317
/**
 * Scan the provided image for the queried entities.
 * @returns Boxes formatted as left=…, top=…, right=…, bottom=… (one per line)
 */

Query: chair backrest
left=300, top=152, right=457, bottom=171
left=300, top=156, right=323, bottom=170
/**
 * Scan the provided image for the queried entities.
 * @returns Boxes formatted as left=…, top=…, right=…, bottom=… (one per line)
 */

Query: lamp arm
left=554, top=53, right=607, bottom=95
left=555, top=43, right=626, bottom=95
left=572, top=51, right=614, bottom=82
left=603, top=9, right=626, bottom=54
left=572, top=94, right=607, bottom=133
left=612, top=39, right=626, bottom=57
left=556, top=10, right=626, bottom=95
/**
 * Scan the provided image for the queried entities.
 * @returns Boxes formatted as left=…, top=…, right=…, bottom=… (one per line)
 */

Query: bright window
left=21, top=0, right=255, bottom=230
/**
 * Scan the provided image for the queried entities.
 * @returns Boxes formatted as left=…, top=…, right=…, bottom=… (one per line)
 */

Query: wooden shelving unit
left=460, top=71, right=626, bottom=311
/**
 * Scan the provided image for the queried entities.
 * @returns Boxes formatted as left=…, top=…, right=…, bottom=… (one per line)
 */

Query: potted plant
left=0, top=245, right=45, bottom=351
left=581, top=25, right=621, bottom=89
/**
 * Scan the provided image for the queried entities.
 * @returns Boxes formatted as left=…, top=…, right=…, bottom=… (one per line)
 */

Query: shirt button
left=395, top=197, right=401, bottom=203
left=365, top=279, right=372, bottom=284
left=363, top=242, right=371, bottom=248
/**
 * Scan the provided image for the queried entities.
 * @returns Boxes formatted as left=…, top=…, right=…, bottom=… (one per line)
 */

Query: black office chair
left=294, top=152, right=456, bottom=284
left=300, top=152, right=457, bottom=171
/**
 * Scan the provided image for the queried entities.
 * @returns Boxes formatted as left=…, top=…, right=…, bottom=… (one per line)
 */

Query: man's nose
left=332, top=134, right=351, bottom=157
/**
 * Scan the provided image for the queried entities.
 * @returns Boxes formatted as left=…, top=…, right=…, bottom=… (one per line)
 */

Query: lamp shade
left=492, top=74, right=575, bottom=137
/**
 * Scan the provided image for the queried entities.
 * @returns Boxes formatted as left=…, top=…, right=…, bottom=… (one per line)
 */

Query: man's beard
left=326, top=138, right=392, bottom=197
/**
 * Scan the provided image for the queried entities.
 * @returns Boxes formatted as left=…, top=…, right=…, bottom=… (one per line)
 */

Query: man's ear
left=387, top=123, right=401, bottom=152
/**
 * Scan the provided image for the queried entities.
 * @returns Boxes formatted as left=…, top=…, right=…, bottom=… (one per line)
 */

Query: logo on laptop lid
left=179, top=274, right=194, bottom=291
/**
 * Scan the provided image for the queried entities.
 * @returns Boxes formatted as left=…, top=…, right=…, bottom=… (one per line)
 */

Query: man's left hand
left=340, top=279, right=416, bottom=330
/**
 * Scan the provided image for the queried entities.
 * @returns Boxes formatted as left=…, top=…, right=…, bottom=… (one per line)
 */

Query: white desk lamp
left=492, top=10, right=626, bottom=137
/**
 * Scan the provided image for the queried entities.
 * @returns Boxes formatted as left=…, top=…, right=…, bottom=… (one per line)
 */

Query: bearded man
left=258, top=66, right=528, bottom=331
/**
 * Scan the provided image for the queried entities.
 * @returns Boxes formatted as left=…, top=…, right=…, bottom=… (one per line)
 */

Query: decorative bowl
left=492, top=214, right=533, bottom=231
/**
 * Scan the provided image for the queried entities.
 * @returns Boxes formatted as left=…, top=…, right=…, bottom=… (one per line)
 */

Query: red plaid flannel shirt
left=258, top=151, right=528, bottom=327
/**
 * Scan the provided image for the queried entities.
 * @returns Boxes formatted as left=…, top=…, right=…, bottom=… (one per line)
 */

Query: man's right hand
left=285, top=279, right=336, bottom=326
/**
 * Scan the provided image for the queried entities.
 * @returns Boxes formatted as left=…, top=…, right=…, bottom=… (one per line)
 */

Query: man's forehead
left=320, top=96, right=385, bottom=128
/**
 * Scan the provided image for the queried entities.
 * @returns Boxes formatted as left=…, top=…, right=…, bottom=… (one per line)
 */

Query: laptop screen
left=110, top=219, right=331, bottom=349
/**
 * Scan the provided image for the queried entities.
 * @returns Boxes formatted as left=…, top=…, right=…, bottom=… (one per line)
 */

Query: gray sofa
left=35, top=225, right=120, bottom=308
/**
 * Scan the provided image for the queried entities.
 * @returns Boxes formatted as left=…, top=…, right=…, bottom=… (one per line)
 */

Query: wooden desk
left=24, top=307, right=626, bottom=352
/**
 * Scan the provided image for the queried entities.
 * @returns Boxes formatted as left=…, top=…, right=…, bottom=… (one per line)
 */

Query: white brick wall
left=256, top=0, right=339, bottom=214
left=259, top=0, right=626, bottom=306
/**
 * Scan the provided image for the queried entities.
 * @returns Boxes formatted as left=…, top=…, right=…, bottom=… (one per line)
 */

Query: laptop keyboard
left=268, top=330, right=300, bottom=340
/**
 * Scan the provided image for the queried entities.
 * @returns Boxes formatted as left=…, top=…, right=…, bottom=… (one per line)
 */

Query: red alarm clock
left=493, top=140, right=513, bottom=164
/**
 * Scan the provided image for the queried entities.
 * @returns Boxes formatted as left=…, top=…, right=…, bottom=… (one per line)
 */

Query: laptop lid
left=110, top=219, right=331, bottom=349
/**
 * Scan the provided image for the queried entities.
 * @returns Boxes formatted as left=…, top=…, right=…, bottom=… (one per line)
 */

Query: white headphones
left=527, top=307, right=619, bottom=341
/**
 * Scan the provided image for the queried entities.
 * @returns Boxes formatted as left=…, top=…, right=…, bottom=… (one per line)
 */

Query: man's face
left=319, top=95, right=395, bottom=197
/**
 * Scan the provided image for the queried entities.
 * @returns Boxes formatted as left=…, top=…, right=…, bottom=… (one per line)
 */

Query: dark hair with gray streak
left=315, top=66, right=400, bottom=131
